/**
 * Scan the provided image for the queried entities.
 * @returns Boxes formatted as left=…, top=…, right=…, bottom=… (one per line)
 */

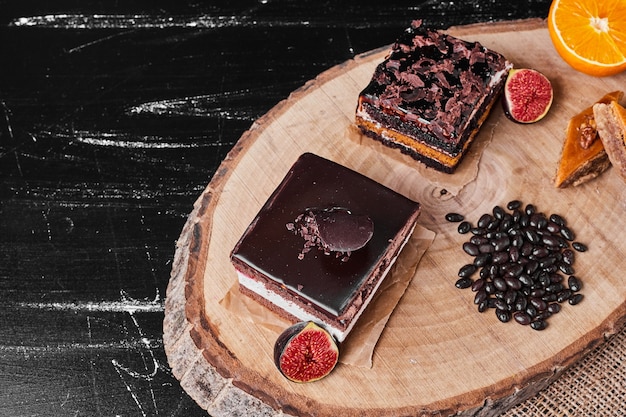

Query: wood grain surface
left=169, top=19, right=626, bottom=417
left=0, top=3, right=561, bottom=416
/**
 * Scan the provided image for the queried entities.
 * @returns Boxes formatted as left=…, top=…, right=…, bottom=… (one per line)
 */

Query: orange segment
left=548, top=0, right=626, bottom=76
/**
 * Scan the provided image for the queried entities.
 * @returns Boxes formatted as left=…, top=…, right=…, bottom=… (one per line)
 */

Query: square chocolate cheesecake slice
left=230, top=153, right=421, bottom=342
left=356, top=20, right=512, bottom=173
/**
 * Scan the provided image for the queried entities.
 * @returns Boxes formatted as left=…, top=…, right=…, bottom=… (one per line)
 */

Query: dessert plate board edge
left=163, top=18, right=626, bottom=417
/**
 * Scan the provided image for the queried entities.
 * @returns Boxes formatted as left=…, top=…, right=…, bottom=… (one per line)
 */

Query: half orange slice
left=548, top=0, right=626, bottom=77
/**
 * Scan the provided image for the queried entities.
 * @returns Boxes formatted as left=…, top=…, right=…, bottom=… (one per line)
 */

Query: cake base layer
left=355, top=92, right=500, bottom=173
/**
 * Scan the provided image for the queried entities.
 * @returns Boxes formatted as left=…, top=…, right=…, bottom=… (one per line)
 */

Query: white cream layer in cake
left=237, top=223, right=416, bottom=342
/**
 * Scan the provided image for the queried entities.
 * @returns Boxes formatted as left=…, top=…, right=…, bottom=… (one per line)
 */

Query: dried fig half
left=274, top=321, right=339, bottom=383
left=502, top=68, right=553, bottom=123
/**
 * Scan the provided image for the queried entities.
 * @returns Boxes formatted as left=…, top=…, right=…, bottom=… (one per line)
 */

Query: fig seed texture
left=274, top=321, right=339, bottom=383
left=502, top=68, right=553, bottom=123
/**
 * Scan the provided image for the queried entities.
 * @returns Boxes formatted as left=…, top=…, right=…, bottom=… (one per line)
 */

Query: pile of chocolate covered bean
left=446, top=200, right=586, bottom=331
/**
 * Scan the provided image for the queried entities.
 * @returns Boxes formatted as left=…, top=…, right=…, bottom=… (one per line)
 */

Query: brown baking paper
left=220, top=224, right=435, bottom=368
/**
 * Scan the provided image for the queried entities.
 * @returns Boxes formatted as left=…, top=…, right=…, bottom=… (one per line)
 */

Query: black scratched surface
left=0, top=1, right=551, bottom=416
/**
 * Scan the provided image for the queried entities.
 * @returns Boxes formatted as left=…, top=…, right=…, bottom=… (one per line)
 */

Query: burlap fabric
left=503, top=322, right=626, bottom=416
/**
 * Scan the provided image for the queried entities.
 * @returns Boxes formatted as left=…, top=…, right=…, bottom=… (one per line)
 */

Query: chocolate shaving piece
left=314, top=209, right=374, bottom=252
left=288, top=207, right=374, bottom=261
left=361, top=19, right=511, bottom=146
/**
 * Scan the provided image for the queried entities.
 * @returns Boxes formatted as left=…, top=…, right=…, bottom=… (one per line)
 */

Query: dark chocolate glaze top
left=360, top=20, right=511, bottom=145
left=231, top=153, right=420, bottom=317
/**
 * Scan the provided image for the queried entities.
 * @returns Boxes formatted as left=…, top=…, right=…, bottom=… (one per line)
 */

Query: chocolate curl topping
left=287, top=207, right=374, bottom=261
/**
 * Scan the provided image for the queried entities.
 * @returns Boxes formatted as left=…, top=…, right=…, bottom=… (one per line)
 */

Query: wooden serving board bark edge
left=163, top=18, right=626, bottom=417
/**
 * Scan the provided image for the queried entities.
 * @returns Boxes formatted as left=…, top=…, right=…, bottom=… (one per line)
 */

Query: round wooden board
left=164, top=19, right=626, bottom=417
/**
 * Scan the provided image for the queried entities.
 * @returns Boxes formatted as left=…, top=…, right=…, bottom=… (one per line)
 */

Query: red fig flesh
left=502, top=68, right=553, bottom=123
left=274, top=321, right=339, bottom=383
